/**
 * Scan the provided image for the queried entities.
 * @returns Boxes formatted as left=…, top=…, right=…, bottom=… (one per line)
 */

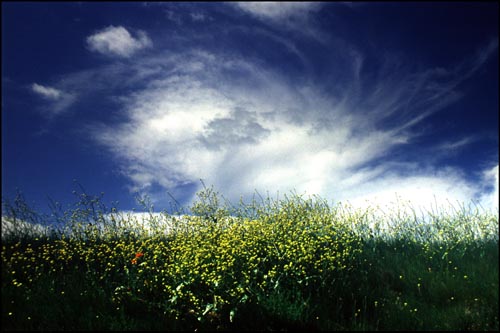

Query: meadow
left=1, top=185, right=498, bottom=330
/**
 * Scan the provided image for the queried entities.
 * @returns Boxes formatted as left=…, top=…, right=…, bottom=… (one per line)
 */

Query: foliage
left=1, top=185, right=498, bottom=330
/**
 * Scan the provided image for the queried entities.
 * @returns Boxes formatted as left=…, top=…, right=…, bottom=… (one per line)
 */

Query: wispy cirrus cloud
left=86, top=26, right=152, bottom=58
left=78, top=40, right=498, bottom=214
left=435, top=136, right=480, bottom=153
left=234, top=2, right=322, bottom=21
left=35, top=9, right=497, bottom=215
left=190, top=12, right=208, bottom=22
left=32, top=83, right=62, bottom=100
left=232, top=2, right=327, bottom=42
left=31, top=83, right=76, bottom=117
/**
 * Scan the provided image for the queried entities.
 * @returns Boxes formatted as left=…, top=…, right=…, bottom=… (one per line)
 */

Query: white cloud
left=1, top=217, right=51, bottom=240
left=164, top=9, right=183, bottom=25
left=342, top=171, right=478, bottom=214
left=83, top=48, right=498, bottom=216
left=232, top=1, right=326, bottom=42
left=478, top=164, right=499, bottom=214
left=32, top=83, right=62, bottom=100
left=190, top=12, right=206, bottom=22
left=86, top=26, right=152, bottom=58
left=436, top=136, right=478, bottom=152
left=31, top=83, right=76, bottom=117
left=235, top=2, right=321, bottom=21
left=33, top=13, right=492, bottom=217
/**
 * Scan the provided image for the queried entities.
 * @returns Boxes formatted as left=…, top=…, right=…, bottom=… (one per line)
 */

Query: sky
left=2, top=2, right=499, bottom=218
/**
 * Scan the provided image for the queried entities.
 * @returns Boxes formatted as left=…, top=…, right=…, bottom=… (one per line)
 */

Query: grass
left=1, top=185, right=498, bottom=330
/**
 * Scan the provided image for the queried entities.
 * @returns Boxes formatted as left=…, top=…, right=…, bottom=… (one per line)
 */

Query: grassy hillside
left=2, top=186, right=498, bottom=330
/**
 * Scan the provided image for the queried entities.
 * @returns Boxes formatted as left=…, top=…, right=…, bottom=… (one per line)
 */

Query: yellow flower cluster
left=2, top=187, right=498, bottom=330
left=2, top=194, right=365, bottom=325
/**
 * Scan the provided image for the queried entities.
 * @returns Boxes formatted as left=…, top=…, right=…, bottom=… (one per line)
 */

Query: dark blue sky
left=2, top=2, right=498, bottom=216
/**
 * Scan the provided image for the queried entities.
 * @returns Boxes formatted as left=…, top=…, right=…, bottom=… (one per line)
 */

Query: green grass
left=1, top=185, right=498, bottom=330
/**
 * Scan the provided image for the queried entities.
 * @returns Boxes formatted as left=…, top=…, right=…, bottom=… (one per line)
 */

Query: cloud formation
left=31, top=83, right=76, bottom=117
left=234, top=2, right=322, bottom=21
left=232, top=2, right=326, bottom=41
left=478, top=165, right=499, bottom=212
left=82, top=43, right=498, bottom=214
left=32, top=83, right=62, bottom=100
left=29, top=6, right=495, bottom=216
left=86, top=26, right=152, bottom=58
